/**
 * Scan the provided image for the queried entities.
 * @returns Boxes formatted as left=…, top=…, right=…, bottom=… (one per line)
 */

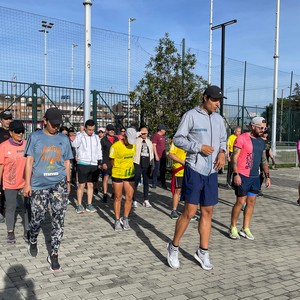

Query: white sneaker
left=143, top=200, right=152, bottom=207
left=167, top=242, right=180, bottom=269
left=132, top=201, right=138, bottom=208
left=194, top=249, right=213, bottom=270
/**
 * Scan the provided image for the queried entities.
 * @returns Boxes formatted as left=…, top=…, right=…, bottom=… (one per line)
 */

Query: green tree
left=133, top=33, right=207, bottom=135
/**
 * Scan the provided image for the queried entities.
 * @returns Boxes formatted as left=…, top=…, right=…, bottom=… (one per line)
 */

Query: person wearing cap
left=167, top=85, right=227, bottom=271
left=151, top=124, right=167, bottom=189
left=23, top=107, right=73, bottom=272
left=0, top=110, right=13, bottom=222
left=109, top=128, right=137, bottom=231
left=72, top=119, right=103, bottom=214
left=100, top=124, right=118, bottom=203
left=226, top=127, right=242, bottom=188
left=0, top=120, right=28, bottom=243
left=229, top=116, right=271, bottom=241
left=98, top=127, right=106, bottom=140
left=0, top=110, right=13, bottom=143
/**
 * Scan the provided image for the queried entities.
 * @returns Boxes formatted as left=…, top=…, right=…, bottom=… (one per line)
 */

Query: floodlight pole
left=71, top=44, right=78, bottom=89
left=39, top=20, right=54, bottom=107
left=128, top=17, right=136, bottom=126
left=83, top=0, right=92, bottom=123
left=211, top=19, right=237, bottom=116
left=271, top=0, right=280, bottom=156
left=208, top=0, right=213, bottom=84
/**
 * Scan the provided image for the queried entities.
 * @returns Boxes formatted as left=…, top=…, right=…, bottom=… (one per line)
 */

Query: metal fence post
left=92, top=90, right=98, bottom=131
left=31, top=82, right=38, bottom=132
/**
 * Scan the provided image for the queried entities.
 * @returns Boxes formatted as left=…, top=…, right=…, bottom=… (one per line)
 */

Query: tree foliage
left=133, top=33, right=207, bottom=135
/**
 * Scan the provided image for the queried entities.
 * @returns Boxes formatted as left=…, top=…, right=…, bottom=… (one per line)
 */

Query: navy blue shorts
left=181, top=165, right=218, bottom=206
left=234, top=174, right=260, bottom=197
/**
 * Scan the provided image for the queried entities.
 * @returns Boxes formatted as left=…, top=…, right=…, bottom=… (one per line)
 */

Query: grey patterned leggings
left=29, top=178, right=68, bottom=254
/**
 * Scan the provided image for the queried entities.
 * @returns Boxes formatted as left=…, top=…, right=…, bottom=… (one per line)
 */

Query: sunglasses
left=13, top=129, right=25, bottom=134
left=141, top=132, right=148, bottom=135
left=120, top=130, right=126, bottom=133
left=254, top=125, right=267, bottom=131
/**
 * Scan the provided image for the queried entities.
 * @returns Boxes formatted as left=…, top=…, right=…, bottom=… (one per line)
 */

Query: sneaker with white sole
left=229, top=226, right=240, bottom=239
left=115, top=220, right=123, bottom=232
left=86, top=204, right=97, bottom=213
left=132, top=201, right=138, bottom=208
left=120, top=217, right=131, bottom=230
left=194, top=249, right=213, bottom=271
left=170, top=210, right=179, bottom=220
left=27, top=241, right=39, bottom=257
left=143, top=200, right=152, bottom=207
left=76, top=204, right=85, bottom=214
left=239, top=227, right=255, bottom=240
left=167, top=242, right=180, bottom=269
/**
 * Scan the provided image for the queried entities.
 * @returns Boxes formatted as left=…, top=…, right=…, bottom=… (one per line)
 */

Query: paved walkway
left=0, top=167, right=299, bottom=300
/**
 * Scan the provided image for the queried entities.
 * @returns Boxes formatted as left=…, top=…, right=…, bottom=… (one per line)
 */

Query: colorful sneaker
left=7, top=231, right=16, bottom=244
left=27, top=241, right=39, bottom=257
left=120, top=217, right=131, bottom=230
left=86, top=204, right=97, bottom=213
left=47, top=253, right=61, bottom=272
left=115, top=220, right=123, bottom=232
left=167, top=242, right=180, bottom=269
left=241, top=203, right=246, bottom=211
left=194, top=249, right=214, bottom=271
left=170, top=210, right=179, bottom=220
left=229, top=226, right=240, bottom=239
left=132, top=201, right=138, bottom=208
left=239, top=227, right=255, bottom=240
left=143, top=200, right=152, bottom=207
left=76, top=205, right=85, bottom=214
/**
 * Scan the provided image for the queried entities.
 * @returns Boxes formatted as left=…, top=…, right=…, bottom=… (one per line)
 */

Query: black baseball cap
left=44, top=107, right=63, bottom=124
left=204, top=85, right=227, bottom=99
left=9, top=120, right=25, bottom=132
left=0, top=110, right=13, bottom=120
left=106, top=124, right=115, bottom=131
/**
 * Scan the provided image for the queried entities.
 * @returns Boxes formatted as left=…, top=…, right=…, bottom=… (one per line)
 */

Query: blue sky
left=1, top=0, right=298, bottom=74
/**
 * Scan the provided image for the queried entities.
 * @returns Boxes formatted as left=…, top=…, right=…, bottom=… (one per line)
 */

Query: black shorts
left=112, top=176, right=135, bottom=183
left=77, top=164, right=100, bottom=183
left=174, top=176, right=183, bottom=189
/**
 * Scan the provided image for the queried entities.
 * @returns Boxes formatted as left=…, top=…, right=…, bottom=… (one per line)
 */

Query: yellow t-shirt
left=227, top=134, right=237, bottom=153
left=109, top=141, right=136, bottom=179
left=169, top=142, right=186, bottom=177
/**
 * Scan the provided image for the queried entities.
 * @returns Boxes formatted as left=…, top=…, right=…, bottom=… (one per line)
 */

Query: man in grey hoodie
left=167, top=85, right=227, bottom=271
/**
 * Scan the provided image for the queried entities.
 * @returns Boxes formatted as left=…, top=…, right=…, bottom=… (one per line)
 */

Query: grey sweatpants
left=4, top=189, right=29, bottom=234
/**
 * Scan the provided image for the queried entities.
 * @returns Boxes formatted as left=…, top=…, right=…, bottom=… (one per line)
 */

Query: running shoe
left=167, top=242, right=180, bottom=269
left=239, top=227, right=255, bottom=240
left=132, top=201, right=138, bottom=208
left=76, top=205, right=85, bottom=214
left=120, top=217, right=131, bottom=230
left=229, top=226, right=240, bottom=239
left=194, top=249, right=214, bottom=271
left=170, top=210, right=179, bottom=220
left=47, top=253, right=61, bottom=272
left=143, top=200, right=152, bottom=207
left=27, top=241, right=39, bottom=257
left=86, top=204, right=97, bottom=213
left=7, top=231, right=16, bottom=244
left=115, top=220, right=123, bottom=232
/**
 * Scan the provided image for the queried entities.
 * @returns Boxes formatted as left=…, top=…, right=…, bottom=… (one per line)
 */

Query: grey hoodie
left=173, top=106, right=227, bottom=176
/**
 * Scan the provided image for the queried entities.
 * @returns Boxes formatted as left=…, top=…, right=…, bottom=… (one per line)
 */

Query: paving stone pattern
left=0, top=167, right=299, bottom=299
